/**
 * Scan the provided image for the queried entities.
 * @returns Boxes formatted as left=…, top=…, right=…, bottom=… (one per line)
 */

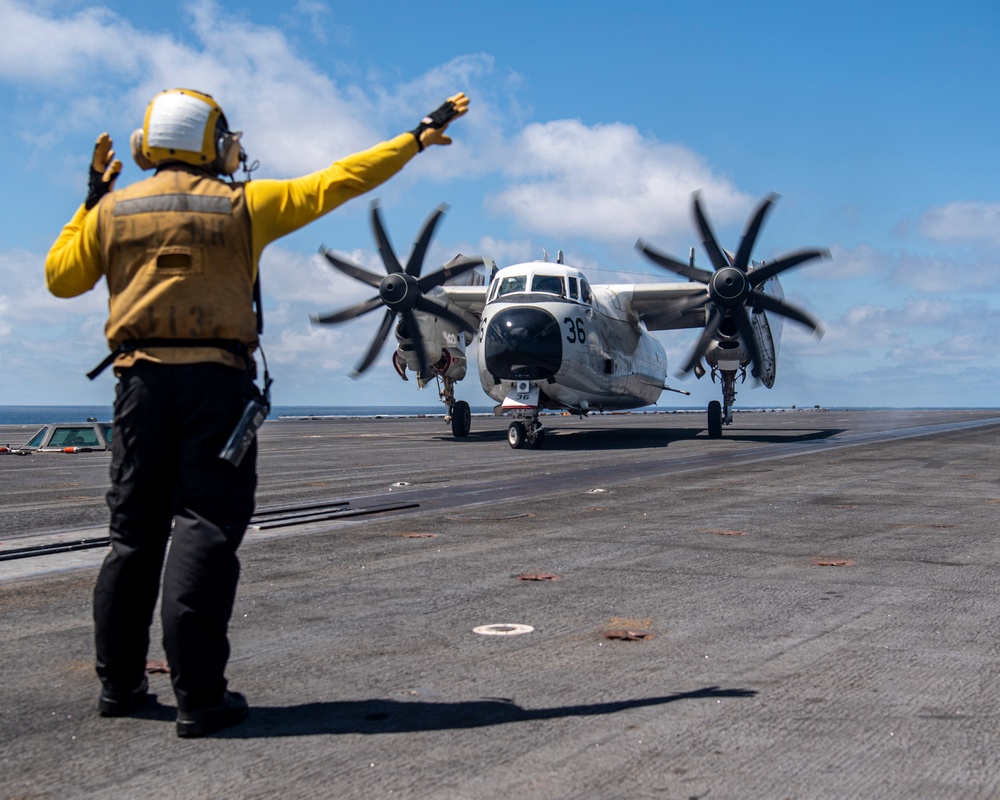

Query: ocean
left=0, top=404, right=703, bottom=426
left=0, top=405, right=491, bottom=426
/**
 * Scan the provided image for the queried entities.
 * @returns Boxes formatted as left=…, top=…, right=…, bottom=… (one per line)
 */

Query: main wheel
left=707, top=400, right=723, bottom=439
left=450, top=400, right=471, bottom=437
left=507, top=421, right=527, bottom=449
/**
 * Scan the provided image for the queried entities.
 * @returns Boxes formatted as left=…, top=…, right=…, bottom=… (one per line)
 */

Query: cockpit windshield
left=530, top=275, right=565, bottom=296
left=490, top=269, right=588, bottom=304
left=497, top=274, right=527, bottom=297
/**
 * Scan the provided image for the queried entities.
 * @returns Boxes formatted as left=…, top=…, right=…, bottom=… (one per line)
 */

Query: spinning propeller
left=312, top=202, right=480, bottom=378
left=637, top=193, right=828, bottom=378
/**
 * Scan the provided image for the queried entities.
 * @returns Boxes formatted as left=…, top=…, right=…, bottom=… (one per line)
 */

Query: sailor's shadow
left=218, top=685, right=757, bottom=738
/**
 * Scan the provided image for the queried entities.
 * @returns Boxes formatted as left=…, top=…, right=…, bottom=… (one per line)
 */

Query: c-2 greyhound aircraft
left=311, top=193, right=827, bottom=448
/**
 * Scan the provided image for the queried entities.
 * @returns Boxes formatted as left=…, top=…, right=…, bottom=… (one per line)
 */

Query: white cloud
left=284, top=1, right=342, bottom=46
left=889, top=333, right=980, bottom=364
left=0, top=1, right=135, bottom=84
left=813, top=244, right=883, bottom=280
left=918, top=201, right=1000, bottom=246
left=488, top=119, right=753, bottom=246
left=817, top=296, right=997, bottom=364
left=810, top=243, right=1000, bottom=294
left=0, top=0, right=497, bottom=182
left=0, top=247, right=106, bottom=335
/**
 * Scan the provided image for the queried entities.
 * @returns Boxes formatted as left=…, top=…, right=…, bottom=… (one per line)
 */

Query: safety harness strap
left=87, top=338, right=251, bottom=380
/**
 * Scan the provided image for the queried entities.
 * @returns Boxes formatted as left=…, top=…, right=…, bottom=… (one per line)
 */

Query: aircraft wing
left=606, top=283, right=708, bottom=331
left=438, top=284, right=489, bottom=323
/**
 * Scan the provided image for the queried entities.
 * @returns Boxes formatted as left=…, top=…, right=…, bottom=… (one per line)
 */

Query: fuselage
left=476, top=262, right=667, bottom=411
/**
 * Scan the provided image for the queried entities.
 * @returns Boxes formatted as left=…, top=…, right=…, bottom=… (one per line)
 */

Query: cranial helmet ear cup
left=217, top=130, right=243, bottom=176
left=130, top=129, right=155, bottom=171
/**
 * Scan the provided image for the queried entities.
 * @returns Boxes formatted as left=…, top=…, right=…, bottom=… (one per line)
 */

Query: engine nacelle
left=437, top=346, right=468, bottom=380
left=394, top=313, right=468, bottom=381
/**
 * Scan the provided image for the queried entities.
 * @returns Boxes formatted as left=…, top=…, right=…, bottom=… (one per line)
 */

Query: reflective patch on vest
left=113, top=194, right=232, bottom=216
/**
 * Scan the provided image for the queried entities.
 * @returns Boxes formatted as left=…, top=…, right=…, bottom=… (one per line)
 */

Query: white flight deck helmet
left=129, top=88, right=244, bottom=175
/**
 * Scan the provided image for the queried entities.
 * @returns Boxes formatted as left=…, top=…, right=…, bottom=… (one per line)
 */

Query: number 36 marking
left=564, top=317, right=586, bottom=344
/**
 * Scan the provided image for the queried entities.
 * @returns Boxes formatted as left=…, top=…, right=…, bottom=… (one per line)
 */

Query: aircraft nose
left=484, top=307, right=563, bottom=380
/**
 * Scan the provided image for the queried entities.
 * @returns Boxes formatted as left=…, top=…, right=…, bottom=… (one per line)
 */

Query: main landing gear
left=707, top=369, right=739, bottom=439
left=707, top=400, right=723, bottom=439
left=441, top=376, right=471, bottom=438
left=450, top=400, right=471, bottom=437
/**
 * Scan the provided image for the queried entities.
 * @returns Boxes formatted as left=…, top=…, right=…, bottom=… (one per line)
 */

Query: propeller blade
left=748, top=291, right=824, bottom=335
left=734, top=193, right=778, bottom=273
left=731, top=305, right=764, bottom=380
left=680, top=305, right=723, bottom=375
left=673, top=289, right=710, bottom=316
left=693, top=193, right=729, bottom=271
left=320, top=248, right=383, bottom=288
left=351, top=308, right=396, bottom=377
left=635, top=239, right=713, bottom=284
left=370, top=202, right=403, bottom=274
left=414, top=295, right=478, bottom=334
left=406, top=205, right=447, bottom=277
left=400, top=309, right=430, bottom=377
left=311, top=294, right=383, bottom=324
left=749, top=248, right=830, bottom=287
left=417, top=256, right=483, bottom=293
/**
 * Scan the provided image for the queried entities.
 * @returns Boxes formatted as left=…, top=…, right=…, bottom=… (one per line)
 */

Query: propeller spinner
left=312, top=202, right=480, bottom=378
left=636, top=193, right=828, bottom=379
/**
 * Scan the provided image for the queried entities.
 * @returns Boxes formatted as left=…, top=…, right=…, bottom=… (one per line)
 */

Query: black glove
left=410, top=93, right=469, bottom=151
left=85, top=133, right=122, bottom=210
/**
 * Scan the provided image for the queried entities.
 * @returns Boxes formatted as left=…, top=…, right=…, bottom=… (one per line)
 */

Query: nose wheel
left=507, top=420, right=546, bottom=449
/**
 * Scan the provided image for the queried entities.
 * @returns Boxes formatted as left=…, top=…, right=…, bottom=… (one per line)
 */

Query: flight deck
left=1, top=408, right=998, bottom=798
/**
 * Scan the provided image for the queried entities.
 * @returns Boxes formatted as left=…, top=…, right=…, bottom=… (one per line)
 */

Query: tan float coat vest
left=96, top=165, right=256, bottom=371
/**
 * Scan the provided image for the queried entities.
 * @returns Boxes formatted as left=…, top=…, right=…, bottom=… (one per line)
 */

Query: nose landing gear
left=507, top=418, right=546, bottom=449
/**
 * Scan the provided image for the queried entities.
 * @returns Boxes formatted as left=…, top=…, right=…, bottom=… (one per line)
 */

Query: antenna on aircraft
left=557, top=250, right=564, bottom=264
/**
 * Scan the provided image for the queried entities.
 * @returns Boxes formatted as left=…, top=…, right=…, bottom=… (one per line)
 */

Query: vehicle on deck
left=11, top=421, right=113, bottom=453
left=312, top=194, right=827, bottom=448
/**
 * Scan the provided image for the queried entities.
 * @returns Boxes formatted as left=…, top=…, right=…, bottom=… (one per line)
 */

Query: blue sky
left=2, top=0, right=998, bottom=409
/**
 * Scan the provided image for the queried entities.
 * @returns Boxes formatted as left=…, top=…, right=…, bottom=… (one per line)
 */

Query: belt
left=87, top=338, right=251, bottom=380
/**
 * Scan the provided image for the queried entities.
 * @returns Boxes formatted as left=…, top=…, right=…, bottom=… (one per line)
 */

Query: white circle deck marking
left=473, top=623, right=534, bottom=636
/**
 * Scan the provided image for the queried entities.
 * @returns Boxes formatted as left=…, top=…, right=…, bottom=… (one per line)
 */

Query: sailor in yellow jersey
left=45, top=87, right=469, bottom=738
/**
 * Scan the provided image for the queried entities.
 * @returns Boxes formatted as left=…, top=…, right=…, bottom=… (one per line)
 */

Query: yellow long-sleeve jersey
left=47, top=132, right=418, bottom=296
left=45, top=132, right=419, bottom=371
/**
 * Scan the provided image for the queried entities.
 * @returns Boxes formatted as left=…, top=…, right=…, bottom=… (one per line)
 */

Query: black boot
left=176, top=691, right=248, bottom=738
left=97, top=676, right=150, bottom=717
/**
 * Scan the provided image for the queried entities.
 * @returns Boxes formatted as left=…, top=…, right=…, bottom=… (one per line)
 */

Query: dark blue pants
left=94, top=361, right=257, bottom=711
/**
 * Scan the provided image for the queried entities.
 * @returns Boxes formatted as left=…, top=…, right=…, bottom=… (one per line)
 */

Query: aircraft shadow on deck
left=215, top=686, right=757, bottom=738
left=437, top=426, right=845, bottom=451
left=713, top=428, right=845, bottom=445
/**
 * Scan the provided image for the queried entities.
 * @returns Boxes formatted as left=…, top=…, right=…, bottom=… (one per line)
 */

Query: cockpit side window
left=580, top=280, right=593, bottom=304
left=568, top=276, right=579, bottom=300
left=531, top=274, right=565, bottom=296
left=498, top=275, right=527, bottom=297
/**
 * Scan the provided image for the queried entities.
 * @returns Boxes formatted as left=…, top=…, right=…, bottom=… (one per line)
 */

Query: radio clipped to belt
left=220, top=273, right=271, bottom=467
left=219, top=359, right=271, bottom=467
